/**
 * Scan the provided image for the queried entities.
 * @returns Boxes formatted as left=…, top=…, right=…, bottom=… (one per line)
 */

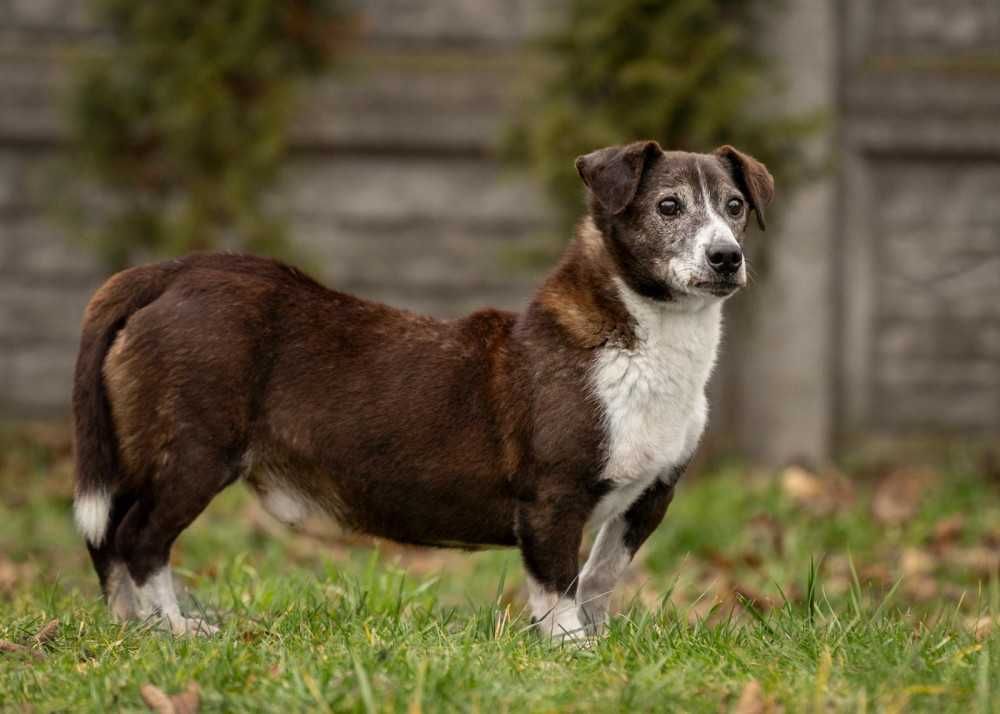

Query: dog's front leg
left=577, top=479, right=676, bottom=633
left=516, top=498, right=589, bottom=640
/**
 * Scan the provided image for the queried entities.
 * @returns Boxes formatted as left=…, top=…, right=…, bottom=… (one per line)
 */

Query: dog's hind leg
left=84, top=491, right=140, bottom=621
left=115, top=444, right=235, bottom=636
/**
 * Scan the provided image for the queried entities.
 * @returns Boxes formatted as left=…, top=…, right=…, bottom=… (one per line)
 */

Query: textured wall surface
left=1, top=0, right=998, bottom=459
left=839, top=0, right=1000, bottom=444
left=0, top=0, right=552, bottom=417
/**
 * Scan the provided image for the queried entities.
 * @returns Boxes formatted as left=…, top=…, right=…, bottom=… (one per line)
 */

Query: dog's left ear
left=575, top=140, right=662, bottom=215
left=714, top=146, right=774, bottom=231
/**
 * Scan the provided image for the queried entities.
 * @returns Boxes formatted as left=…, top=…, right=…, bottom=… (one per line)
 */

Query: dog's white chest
left=592, top=285, right=722, bottom=498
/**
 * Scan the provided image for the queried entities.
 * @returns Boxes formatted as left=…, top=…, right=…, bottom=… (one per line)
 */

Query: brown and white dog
left=72, top=141, right=773, bottom=638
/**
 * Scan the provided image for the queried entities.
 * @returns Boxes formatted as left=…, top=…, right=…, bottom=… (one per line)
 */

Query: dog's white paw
left=162, top=615, right=219, bottom=637
left=533, top=603, right=591, bottom=643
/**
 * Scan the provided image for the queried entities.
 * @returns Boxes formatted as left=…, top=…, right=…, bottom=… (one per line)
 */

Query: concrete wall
left=1, top=0, right=998, bottom=461
left=838, top=0, right=1000, bottom=444
left=0, top=0, right=552, bottom=417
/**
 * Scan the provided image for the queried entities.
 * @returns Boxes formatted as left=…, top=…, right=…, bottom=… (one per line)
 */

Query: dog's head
left=576, top=141, right=773, bottom=302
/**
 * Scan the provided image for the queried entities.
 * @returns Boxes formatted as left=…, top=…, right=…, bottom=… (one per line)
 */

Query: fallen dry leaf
left=33, top=619, right=59, bottom=647
left=0, top=640, right=44, bottom=660
left=903, top=576, right=938, bottom=602
left=967, top=615, right=997, bottom=641
left=950, top=546, right=1000, bottom=576
left=872, top=467, right=937, bottom=525
left=171, top=683, right=200, bottom=714
left=781, top=466, right=854, bottom=514
left=859, top=563, right=892, bottom=587
left=140, top=684, right=174, bottom=714
left=733, top=679, right=774, bottom=714
left=140, top=682, right=200, bottom=714
left=900, top=548, right=937, bottom=577
left=781, top=466, right=828, bottom=507
left=930, top=514, right=964, bottom=547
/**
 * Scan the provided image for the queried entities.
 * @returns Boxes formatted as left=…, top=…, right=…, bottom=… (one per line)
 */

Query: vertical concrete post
left=723, top=0, right=837, bottom=465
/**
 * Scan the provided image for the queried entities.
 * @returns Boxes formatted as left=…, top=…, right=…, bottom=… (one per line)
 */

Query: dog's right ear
left=575, top=141, right=661, bottom=215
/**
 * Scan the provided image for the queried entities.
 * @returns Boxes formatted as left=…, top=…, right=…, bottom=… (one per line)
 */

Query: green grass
left=1, top=427, right=998, bottom=712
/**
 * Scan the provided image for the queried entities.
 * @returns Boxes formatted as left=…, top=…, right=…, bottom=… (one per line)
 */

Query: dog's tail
left=72, top=262, right=180, bottom=546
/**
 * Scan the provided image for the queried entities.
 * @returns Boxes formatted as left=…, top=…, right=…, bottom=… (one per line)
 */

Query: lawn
left=1, top=425, right=998, bottom=712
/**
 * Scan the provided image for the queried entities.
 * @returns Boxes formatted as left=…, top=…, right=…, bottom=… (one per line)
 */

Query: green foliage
left=62, top=0, right=349, bottom=268
left=508, top=0, right=821, bottom=238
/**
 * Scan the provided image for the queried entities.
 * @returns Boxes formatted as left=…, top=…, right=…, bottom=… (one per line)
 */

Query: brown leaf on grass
left=0, top=640, right=44, bottom=660
left=930, top=515, right=964, bottom=547
left=33, top=619, right=59, bottom=647
left=733, top=679, right=779, bottom=714
left=781, top=466, right=825, bottom=506
left=171, top=683, right=200, bottom=714
left=140, top=682, right=200, bottom=714
left=967, top=616, right=997, bottom=641
left=705, top=549, right=737, bottom=571
left=950, top=546, right=1000, bottom=576
left=859, top=563, right=892, bottom=587
left=140, top=684, right=174, bottom=714
left=903, top=576, right=939, bottom=602
left=781, top=466, right=854, bottom=514
left=872, top=467, right=937, bottom=526
left=900, top=548, right=937, bottom=577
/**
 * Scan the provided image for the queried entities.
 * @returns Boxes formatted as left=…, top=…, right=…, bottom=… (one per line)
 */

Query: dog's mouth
left=691, top=280, right=744, bottom=297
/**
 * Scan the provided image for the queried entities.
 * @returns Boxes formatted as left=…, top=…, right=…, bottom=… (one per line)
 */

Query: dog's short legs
left=84, top=491, right=141, bottom=620
left=106, top=561, right=138, bottom=621
left=115, top=444, right=232, bottom=636
left=516, top=498, right=589, bottom=640
left=577, top=480, right=675, bottom=633
left=577, top=517, right=630, bottom=631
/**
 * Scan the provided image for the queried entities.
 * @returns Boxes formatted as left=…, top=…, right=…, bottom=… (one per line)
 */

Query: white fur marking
left=666, top=166, right=746, bottom=290
left=107, top=562, right=137, bottom=621
left=133, top=567, right=183, bottom=622
left=577, top=517, right=631, bottom=630
left=592, top=278, right=720, bottom=491
left=694, top=164, right=746, bottom=283
left=696, top=163, right=738, bottom=250
left=526, top=576, right=586, bottom=640
left=74, top=491, right=111, bottom=546
left=260, top=487, right=310, bottom=527
left=131, top=567, right=217, bottom=635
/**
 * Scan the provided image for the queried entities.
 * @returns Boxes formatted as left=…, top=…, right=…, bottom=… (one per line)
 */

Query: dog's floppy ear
left=713, top=145, right=774, bottom=231
left=575, top=140, right=661, bottom=215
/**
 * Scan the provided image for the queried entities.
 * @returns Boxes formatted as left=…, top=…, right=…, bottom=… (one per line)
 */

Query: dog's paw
left=169, top=617, right=219, bottom=637
left=533, top=608, right=591, bottom=644
left=551, top=625, right=591, bottom=644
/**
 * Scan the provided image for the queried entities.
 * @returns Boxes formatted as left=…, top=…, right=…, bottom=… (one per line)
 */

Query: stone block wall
left=0, top=0, right=552, bottom=417
left=1, top=0, right=998, bottom=460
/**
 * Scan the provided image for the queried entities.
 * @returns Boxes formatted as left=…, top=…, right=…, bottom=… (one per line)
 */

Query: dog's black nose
left=706, top=242, right=743, bottom=275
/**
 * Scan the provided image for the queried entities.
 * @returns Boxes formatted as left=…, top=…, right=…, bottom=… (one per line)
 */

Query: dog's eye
left=658, top=198, right=681, bottom=217
left=726, top=198, right=744, bottom=217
